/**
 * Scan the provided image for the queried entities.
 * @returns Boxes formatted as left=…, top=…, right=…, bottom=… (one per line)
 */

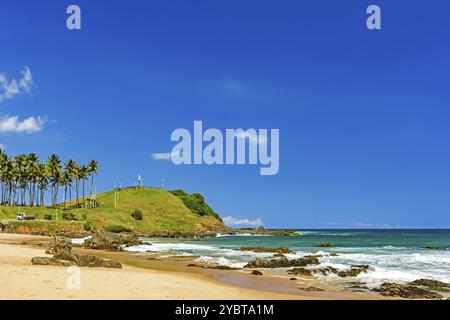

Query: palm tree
left=87, top=160, right=99, bottom=199
left=26, top=153, right=39, bottom=207
left=61, top=170, right=72, bottom=210
left=64, top=160, right=77, bottom=208
left=36, top=162, right=49, bottom=206
left=0, top=150, right=8, bottom=204
left=0, top=152, right=100, bottom=208
left=79, top=164, right=89, bottom=207
left=46, top=154, right=62, bottom=206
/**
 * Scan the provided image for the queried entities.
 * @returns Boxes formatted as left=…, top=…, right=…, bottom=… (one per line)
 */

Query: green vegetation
left=131, top=209, right=143, bottom=220
left=106, top=225, right=132, bottom=233
left=0, top=150, right=99, bottom=209
left=169, top=189, right=223, bottom=222
left=0, top=187, right=226, bottom=234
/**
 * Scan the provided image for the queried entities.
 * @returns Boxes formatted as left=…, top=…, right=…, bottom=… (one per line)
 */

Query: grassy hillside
left=0, top=187, right=227, bottom=234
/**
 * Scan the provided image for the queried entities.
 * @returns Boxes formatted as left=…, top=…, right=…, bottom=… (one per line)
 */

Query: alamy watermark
left=165, top=121, right=279, bottom=176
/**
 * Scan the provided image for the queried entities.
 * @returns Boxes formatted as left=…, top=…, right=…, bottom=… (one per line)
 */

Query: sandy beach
left=0, top=233, right=384, bottom=300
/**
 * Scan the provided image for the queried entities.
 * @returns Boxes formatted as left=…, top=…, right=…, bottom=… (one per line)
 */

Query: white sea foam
left=71, top=236, right=91, bottom=245
left=126, top=237, right=450, bottom=287
left=196, top=256, right=247, bottom=269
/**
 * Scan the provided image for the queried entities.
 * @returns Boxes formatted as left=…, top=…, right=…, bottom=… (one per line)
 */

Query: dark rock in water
left=312, top=266, right=338, bottom=276
left=238, top=247, right=293, bottom=254
left=337, top=265, right=371, bottom=278
left=251, top=270, right=263, bottom=276
left=289, top=277, right=297, bottom=281
left=407, top=279, right=450, bottom=288
left=288, top=268, right=312, bottom=276
left=31, top=257, right=75, bottom=267
left=373, top=282, right=443, bottom=299
left=298, top=286, right=325, bottom=292
left=424, top=245, right=442, bottom=250
left=244, top=256, right=319, bottom=269
left=318, top=242, right=332, bottom=248
left=84, top=232, right=140, bottom=251
left=329, top=253, right=338, bottom=257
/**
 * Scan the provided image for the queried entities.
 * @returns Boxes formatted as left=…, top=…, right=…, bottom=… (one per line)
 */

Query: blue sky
left=1, top=1, right=450, bottom=228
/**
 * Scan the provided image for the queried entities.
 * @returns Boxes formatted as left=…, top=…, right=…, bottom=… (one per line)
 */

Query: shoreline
left=0, top=233, right=381, bottom=300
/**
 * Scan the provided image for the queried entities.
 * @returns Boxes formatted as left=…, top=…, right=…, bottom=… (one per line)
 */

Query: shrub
left=106, top=225, right=131, bottom=233
left=81, top=212, right=87, bottom=221
left=131, top=209, right=143, bottom=220
left=43, top=214, right=53, bottom=221
left=62, top=212, right=77, bottom=221
left=83, top=222, right=92, bottom=231
left=170, top=189, right=223, bottom=222
left=169, top=189, right=188, bottom=197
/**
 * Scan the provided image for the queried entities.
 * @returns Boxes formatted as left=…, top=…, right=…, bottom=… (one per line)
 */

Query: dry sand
left=0, top=234, right=307, bottom=299
left=0, top=233, right=379, bottom=300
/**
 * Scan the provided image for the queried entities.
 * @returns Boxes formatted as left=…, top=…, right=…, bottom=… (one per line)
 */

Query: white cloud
left=0, top=143, right=5, bottom=150
left=0, top=115, right=46, bottom=134
left=0, top=66, right=33, bottom=102
left=151, top=151, right=179, bottom=161
left=222, top=215, right=263, bottom=227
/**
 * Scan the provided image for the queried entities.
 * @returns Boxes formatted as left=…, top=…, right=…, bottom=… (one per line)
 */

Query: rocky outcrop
left=288, top=268, right=312, bottom=276
left=140, top=231, right=218, bottom=238
left=238, top=247, right=293, bottom=254
left=373, top=282, right=443, bottom=299
left=32, top=236, right=122, bottom=269
left=287, top=265, right=372, bottom=278
left=244, top=256, right=319, bottom=269
left=84, top=232, right=140, bottom=251
left=407, top=279, right=450, bottom=288
left=298, top=286, right=325, bottom=292
left=312, top=266, right=338, bottom=276
left=187, top=263, right=239, bottom=270
left=337, top=265, right=371, bottom=278
left=31, top=257, right=75, bottom=267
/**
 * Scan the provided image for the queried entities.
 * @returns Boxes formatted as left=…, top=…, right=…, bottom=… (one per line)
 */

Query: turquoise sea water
left=127, top=229, right=450, bottom=287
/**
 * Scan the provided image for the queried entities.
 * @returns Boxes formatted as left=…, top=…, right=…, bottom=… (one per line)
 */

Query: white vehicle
left=17, top=212, right=26, bottom=220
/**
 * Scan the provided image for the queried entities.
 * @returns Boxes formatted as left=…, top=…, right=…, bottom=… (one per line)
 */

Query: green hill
left=0, top=187, right=228, bottom=235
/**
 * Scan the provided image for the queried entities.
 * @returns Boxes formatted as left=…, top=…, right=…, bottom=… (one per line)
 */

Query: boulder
left=312, top=266, right=338, bottom=276
left=407, top=279, right=450, bottom=288
left=373, top=282, right=443, bottom=299
left=31, top=257, right=74, bottom=267
left=337, top=265, right=371, bottom=278
left=238, top=247, right=293, bottom=254
left=288, top=268, right=312, bottom=276
left=83, top=232, right=140, bottom=251
left=69, top=253, right=121, bottom=268
left=251, top=270, right=263, bottom=276
left=244, top=255, right=319, bottom=269
left=318, top=242, right=332, bottom=247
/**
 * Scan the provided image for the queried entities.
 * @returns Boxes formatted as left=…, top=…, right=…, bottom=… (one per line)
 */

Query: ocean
left=126, top=229, right=450, bottom=287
